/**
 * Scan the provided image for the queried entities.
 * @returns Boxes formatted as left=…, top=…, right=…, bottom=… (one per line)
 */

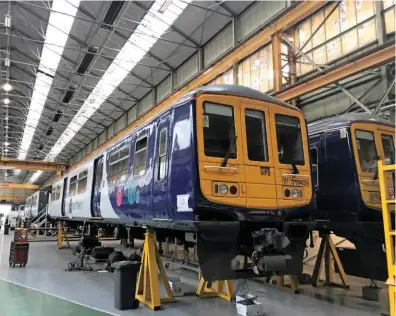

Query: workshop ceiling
left=0, top=0, right=254, bottom=184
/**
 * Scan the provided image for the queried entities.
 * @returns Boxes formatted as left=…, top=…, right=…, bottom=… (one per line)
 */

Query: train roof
left=308, top=113, right=394, bottom=135
left=178, top=84, right=296, bottom=110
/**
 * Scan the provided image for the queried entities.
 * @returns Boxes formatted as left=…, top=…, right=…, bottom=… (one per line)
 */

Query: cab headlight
left=219, top=184, right=228, bottom=195
left=292, top=189, right=299, bottom=198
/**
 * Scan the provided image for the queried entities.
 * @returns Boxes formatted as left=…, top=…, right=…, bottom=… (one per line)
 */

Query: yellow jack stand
left=273, top=275, right=299, bottom=294
left=312, top=233, right=349, bottom=288
left=136, top=228, right=175, bottom=310
left=196, top=278, right=234, bottom=301
left=57, top=220, right=70, bottom=249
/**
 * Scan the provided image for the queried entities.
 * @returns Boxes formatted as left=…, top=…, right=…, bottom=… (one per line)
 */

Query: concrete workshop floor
left=0, top=229, right=389, bottom=316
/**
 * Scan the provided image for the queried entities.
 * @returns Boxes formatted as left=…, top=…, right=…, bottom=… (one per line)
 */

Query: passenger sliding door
left=91, top=156, right=103, bottom=217
left=152, top=117, right=171, bottom=219
left=240, top=101, right=277, bottom=209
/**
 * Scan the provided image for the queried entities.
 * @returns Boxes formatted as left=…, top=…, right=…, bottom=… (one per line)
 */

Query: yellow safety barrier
left=378, top=160, right=395, bottom=316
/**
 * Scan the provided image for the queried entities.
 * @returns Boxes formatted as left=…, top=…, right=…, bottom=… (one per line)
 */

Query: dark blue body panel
left=105, top=100, right=195, bottom=222
left=308, top=113, right=394, bottom=222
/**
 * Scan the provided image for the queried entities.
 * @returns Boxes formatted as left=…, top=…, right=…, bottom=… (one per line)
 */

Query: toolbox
left=9, top=241, right=29, bottom=268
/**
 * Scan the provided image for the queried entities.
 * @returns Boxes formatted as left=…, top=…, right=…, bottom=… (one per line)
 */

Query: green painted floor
left=0, top=279, right=112, bottom=316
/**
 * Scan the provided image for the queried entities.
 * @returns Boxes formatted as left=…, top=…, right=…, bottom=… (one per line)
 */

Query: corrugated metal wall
left=237, top=1, right=286, bottom=41
left=204, top=24, right=233, bottom=67
left=138, top=91, right=154, bottom=116
left=156, top=75, right=172, bottom=102
left=174, top=54, right=198, bottom=88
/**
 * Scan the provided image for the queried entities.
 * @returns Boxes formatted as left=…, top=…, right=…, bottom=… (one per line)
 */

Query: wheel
left=12, top=263, right=15, bottom=268
left=9, top=262, right=11, bottom=267
left=22, top=263, right=26, bottom=267
left=20, top=264, right=22, bottom=267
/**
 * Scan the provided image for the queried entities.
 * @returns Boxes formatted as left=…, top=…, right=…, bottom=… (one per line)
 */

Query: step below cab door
left=240, top=100, right=277, bottom=209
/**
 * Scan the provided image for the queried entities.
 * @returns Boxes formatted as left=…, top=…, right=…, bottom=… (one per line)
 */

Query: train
left=308, top=113, right=394, bottom=281
left=25, top=190, right=49, bottom=218
left=308, top=113, right=394, bottom=222
left=47, top=85, right=314, bottom=280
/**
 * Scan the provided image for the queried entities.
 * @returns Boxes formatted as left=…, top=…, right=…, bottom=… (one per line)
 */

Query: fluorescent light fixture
left=3, top=98, right=10, bottom=104
left=14, top=169, right=21, bottom=176
left=3, top=83, right=12, bottom=91
left=46, top=0, right=191, bottom=161
left=17, top=0, right=81, bottom=161
left=4, top=125, right=8, bottom=129
left=30, top=171, right=43, bottom=183
left=4, top=148, right=8, bottom=153
left=4, top=142, right=9, bottom=146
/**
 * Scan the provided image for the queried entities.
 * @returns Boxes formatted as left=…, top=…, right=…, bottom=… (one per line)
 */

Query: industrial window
left=207, top=68, right=233, bottom=85
left=245, top=110, right=268, bottom=162
left=133, top=137, right=148, bottom=177
left=384, top=0, right=395, bottom=34
left=203, top=102, right=236, bottom=159
left=108, top=145, right=130, bottom=184
left=69, top=175, right=78, bottom=196
left=238, top=44, right=274, bottom=92
left=382, top=134, right=395, bottom=165
left=275, top=115, right=304, bottom=166
left=156, top=128, right=168, bottom=181
left=295, top=0, right=377, bottom=76
left=77, top=170, right=88, bottom=194
left=355, top=130, right=377, bottom=173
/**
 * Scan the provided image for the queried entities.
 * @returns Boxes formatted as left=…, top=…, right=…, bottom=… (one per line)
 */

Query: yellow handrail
left=378, top=160, right=395, bottom=316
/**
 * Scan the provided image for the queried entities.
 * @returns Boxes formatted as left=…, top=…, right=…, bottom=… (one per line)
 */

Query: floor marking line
left=0, top=277, right=119, bottom=316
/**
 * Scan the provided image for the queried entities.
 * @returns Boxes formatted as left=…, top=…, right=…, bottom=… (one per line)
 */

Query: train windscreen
left=275, top=114, right=304, bottom=166
left=203, top=102, right=236, bottom=159
left=381, top=134, right=394, bottom=165
left=355, top=130, right=377, bottom=173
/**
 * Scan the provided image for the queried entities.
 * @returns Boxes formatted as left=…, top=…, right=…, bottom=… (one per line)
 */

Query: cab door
left=196, top=94, right=246, bottom=207
left=350, top=123, right=382, bottom=209
left=240, top=100, right=277, bottom=209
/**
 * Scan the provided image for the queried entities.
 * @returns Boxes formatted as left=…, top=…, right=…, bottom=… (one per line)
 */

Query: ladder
left=378, top=160, right=395, bottom=316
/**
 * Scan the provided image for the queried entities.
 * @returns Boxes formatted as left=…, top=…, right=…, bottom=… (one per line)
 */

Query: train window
left=381, top=135, right=394, bottom=165
left=203, top=102, right=236, bottom=159
left=134, top=136, right=148, bottom=177
left=275, top=115, right=304, bottom=165
left=56, top=185, right=61, bottom=200
left=355, top=130, right=377, bottom=173
left=69, top=175, right=78, bottom=196
left=157, top=128, right=168, bottom=181
left=108, top=146, right=130, bottom=184
left=245, top=110, right=268, bottom=162
left=77, top=170, right=88, bottom=194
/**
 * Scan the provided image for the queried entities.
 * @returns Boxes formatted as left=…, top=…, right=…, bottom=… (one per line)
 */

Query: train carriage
left=308, top=113, right=395, bottom=222
left=26, top=190, right=49, bottom=218
left=48, top=84, right=314, bottom=280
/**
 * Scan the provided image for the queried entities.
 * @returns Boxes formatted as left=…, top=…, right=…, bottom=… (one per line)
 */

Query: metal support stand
left=136, top=228, right=175, bottom=311
left=272, top=275, right=300, bottom=294
left=196, top=278, right=234, bottom=301
left=57, top=220, right=70, bottom=249
left=312, top=233, right=349, bottom=288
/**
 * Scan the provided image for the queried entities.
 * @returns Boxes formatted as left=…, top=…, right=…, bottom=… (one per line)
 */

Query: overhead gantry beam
left=0, top=158, right=68, bottom=175
left=0, top=196, right=26, bottom=202
left=275, top=43, right=395, bottom=102
left=0, top=183, right=40, bottom=190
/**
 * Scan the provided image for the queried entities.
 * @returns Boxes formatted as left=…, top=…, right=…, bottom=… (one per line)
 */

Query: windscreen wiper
left=292, top=164, right=299, bottom=174
left=221, top=136, right=237, bottom=167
